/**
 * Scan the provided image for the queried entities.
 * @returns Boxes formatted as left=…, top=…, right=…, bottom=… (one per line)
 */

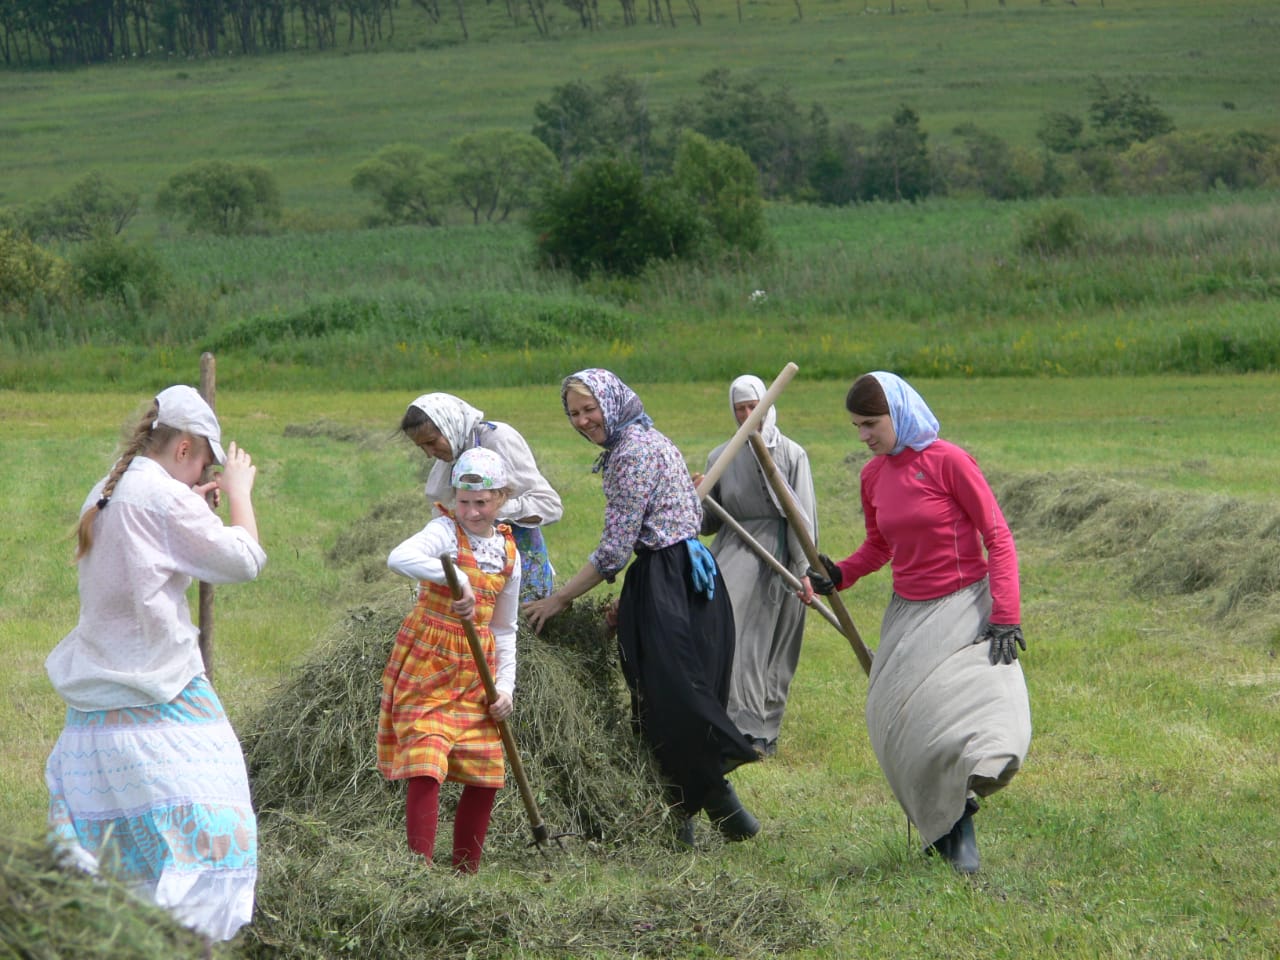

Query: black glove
left=806, top=554, right=843, bottom=596
left=976, top=623, right=1025, bottom=665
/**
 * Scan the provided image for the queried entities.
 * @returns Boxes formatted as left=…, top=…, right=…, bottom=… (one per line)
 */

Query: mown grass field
left=3, top=1, right=1279, bottom=955
left=3, top=375, right=1279, bottom=957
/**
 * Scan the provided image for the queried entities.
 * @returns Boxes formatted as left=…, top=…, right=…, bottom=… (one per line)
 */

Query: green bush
left=446, top=131, right=557, bottom=225
left=70, top=234, right=169, bottom=306
left=155, top=161, right=282, bottom=235
left=1112, top=131, right=1280, bottom=195
left=1017, top=204, right=1088, bottom=257
left=0, top=230, right=72, bottom=308
left=672, top=131, right=768, bottom=255
left=22, top=173, right=139, bottom=242
left=530, top=157, right=705, bottom=279
left=351, top=144, right=448, bottom=227
left=1087, top=76, right=1176, bottom=150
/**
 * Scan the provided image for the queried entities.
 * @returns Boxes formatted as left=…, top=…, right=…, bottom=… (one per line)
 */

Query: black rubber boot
left=675, top=814, right=696, bottom=849
left=946, top=798, right=981, bottom=874
left=704, top=781, right=760, bottom=841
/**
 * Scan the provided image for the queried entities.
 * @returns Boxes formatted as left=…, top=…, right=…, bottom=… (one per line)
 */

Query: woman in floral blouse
left=523, top=368, right=760, bottom=846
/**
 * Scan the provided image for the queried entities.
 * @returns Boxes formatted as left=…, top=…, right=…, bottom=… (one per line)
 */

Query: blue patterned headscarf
left=561, top=368, right=654, bottom=472
left=871, top=371, right=940, bottom=455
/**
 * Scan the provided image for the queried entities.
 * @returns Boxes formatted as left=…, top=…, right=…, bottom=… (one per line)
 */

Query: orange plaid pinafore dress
left=377, top=517, right=517, bottom=788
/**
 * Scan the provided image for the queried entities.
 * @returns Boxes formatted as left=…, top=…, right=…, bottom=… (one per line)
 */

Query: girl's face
left=166, top=435, right=216, bottom=487
left=733, top=399, right=758, bottom=428
left=850, top=412, right=897, bottom=456
left=565, top=391, right=607, bottom=446
left=454, top=489, right=505, bottom=537
left=410, top=422, right=455, bottom=462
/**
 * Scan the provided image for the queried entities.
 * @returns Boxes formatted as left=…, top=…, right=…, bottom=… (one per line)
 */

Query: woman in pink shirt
left=809, top=371, right=1031, bottom=874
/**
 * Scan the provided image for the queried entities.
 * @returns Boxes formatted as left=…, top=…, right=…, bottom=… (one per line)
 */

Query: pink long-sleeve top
left=833, top=439, right=1020, bottom=624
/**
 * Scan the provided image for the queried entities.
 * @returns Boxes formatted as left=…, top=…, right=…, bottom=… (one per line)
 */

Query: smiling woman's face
left=565, top=390, right=606, bottom=446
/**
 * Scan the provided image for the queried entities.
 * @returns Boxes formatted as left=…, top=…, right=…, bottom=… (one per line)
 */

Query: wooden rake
left=439, top=553, right=566, bottom=852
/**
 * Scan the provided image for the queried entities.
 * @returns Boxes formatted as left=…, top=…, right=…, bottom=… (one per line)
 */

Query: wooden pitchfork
left=439, top=553, right=564, bottom=851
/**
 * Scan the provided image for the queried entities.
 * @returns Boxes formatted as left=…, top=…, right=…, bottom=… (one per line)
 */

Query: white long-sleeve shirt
left=46, top=456, right=267, bottom=711
left=386, top=516, right=520, bottom=696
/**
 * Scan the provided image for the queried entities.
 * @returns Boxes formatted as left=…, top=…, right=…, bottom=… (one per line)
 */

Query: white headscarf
left=729, top=374, right=781, bottom=448
left=408, top=393, right=486, bottom=462
left=728, top=373, right=801, bottom=521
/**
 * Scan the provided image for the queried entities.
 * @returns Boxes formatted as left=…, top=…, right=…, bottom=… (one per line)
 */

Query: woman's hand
left=796, top=574, right=815, bottom=605
left=451, top=580, right=477, bottom=619
left=488, top=690, right=513, bottom=721
left=522, top=592, right=571, bottom=634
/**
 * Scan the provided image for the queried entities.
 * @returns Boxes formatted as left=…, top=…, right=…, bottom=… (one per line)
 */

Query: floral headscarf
left=870, top=371, right=940, bottom=455
left=408, top=392, right=486, bottom=462
left=561, top=368, right=654, bottom=472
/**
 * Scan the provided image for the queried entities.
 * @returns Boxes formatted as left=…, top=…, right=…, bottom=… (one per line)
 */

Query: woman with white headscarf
left=399, top=393, right=562, bottom=601
left=700, top=374, right=816, bottom=758
left=809, top=371, right=1031, bottom=874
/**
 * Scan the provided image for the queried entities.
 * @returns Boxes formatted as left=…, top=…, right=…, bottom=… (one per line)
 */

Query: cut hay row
left=0, top=836, right=207, bottom=959
left=997, top=471, right=1280, bottom=645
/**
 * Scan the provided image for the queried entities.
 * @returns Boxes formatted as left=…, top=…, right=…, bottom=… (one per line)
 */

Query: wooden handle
left=747, top=434, right=874, bottom=677
left=440, top=553, right=550, bottom=845
left=198, top=351, right=217, bottom=680
left=702, top=494, right=843, bottom=636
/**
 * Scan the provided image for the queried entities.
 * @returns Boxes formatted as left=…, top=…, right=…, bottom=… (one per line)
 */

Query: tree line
left=0, top=0, right=1098, bottom=67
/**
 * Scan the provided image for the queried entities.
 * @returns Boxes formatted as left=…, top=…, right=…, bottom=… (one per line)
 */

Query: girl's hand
left=217, top=442, right=257, bottom=502
left=488, top=690, right=513, bottom=721
left=797, top=574, right=815, bottom=605
left=451, top=580, right=477, bottom=619
left=522, top=593, right=570, bottom=634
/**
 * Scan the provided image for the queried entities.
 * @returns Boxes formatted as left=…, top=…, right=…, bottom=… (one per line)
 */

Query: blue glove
left=686, top=539, right=717, bottom=600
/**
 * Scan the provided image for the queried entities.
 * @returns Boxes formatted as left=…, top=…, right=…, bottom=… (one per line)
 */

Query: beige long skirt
left=865, top=579, right=1032, bottom=848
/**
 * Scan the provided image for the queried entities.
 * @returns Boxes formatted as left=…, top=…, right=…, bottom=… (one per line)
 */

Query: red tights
left=405, top=776, right=498, bottom=873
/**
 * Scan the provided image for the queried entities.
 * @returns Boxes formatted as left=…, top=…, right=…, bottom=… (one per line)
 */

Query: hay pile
left=997, top=470, right=1280, bottom=643
left=235, top=495, right=823, bottom=959
left=0, top=836, right=208, bottom=959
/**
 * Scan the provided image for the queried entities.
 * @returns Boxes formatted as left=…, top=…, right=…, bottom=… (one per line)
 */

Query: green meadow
left=4, top=376, right=1280, bottom=957
left=3, top=0, right=1280, bottom=956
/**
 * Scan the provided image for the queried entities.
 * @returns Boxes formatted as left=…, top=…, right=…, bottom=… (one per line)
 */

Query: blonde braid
left=74, top=401, right=162, bottom=560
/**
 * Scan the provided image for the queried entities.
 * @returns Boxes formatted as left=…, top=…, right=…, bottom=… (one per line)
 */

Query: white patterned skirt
left=45, top=674, right=258, bottom=941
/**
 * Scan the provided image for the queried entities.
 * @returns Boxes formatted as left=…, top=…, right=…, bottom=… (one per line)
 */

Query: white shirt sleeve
left=491, top=560, right=520, bottom=696
left=486, top=424, right=563, bottom=527
left=387, top=516, right=468, bottom=587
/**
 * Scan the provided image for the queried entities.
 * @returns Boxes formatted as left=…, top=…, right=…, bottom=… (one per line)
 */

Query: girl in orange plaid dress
left=378, top=447, right=521, bottom=873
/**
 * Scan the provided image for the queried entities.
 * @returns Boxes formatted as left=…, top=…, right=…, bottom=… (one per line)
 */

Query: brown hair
left=845, top=374, right=889, bottom=417
left=399, top=404, right=435, bottom=437
left=74, top=401, right=187, bottom=560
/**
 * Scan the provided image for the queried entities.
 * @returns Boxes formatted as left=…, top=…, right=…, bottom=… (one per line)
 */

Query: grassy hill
left=3, top=0, right=1276, bottom=226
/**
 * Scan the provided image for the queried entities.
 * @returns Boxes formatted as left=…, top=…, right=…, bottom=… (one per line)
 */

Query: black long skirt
left=616, top=542, right=759, bottom=815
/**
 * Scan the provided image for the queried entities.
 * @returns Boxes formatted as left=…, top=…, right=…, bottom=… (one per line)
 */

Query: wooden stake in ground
left=439, top=553, right=558, bottom=851
left=198, top=352, right=216, bottom=680
left=747, top=432, right=874, bottom=677
left=701, top=493, right=843, bottom=636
